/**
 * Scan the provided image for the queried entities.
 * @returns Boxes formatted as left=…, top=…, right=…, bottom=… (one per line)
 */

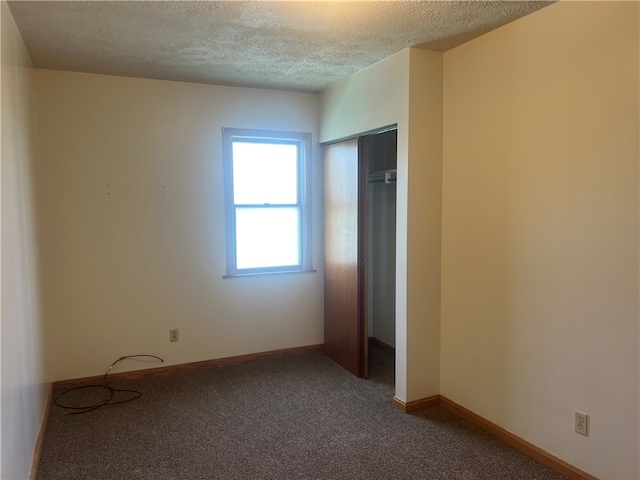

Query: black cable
left=54, top=354, right=164, bottom=414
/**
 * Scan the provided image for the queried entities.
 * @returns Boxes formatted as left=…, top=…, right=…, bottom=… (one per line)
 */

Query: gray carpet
left=37, top=347, right=567, bottom=479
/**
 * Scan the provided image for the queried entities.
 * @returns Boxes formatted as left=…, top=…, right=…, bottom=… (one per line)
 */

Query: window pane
left=235, top=207, right=300, bottom=269
left=232, top=142, right=298, bottom=205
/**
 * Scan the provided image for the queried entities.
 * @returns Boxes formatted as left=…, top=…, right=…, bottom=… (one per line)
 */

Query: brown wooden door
left=323, top=138, right=368, bottom=377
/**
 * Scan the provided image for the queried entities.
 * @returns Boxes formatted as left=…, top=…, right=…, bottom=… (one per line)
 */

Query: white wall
left=320, top=48, right=443, bottom=402
left=441, top=2, right=639, bottom=479
left=34, top=70, right=324, bottom=381
left=1, top=2, right=48, bottom=478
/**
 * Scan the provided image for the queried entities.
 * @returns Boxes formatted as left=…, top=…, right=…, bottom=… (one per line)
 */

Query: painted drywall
left=1, top=2, right=48, bottom=478
left=370, top=180, right=396, bottom=348
left=441, top=2, right=639, bottom=479
left=319, top=48, right=443, bottom=402
left=369, top=131, right=397, bottom=348
left=318, top=49, right=409, bottom=146
left=33, top=70, right=324, bottom=381
left=405, top=49, right=442, bottom=401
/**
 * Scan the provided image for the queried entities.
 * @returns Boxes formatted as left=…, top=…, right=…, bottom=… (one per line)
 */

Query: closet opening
left=365, top=129, right=397, bottom=375
left=323, top=126, right=397, bottom=379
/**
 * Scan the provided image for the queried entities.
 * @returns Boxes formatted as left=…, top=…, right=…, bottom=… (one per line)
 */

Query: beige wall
left=319, top=48, right=443, bottom=402
left=406, top=49, right=442, bottom=401
left=34, top=70, right=324, bottom=381
left=318, top=49, right=409, bottom=145
left=441, top=2, right=639, bottom=479
left=1, top=2, right=48, bottom=478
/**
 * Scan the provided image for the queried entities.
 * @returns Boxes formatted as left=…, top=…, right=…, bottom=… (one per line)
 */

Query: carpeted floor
left=37, top=346, right=567, bottom=479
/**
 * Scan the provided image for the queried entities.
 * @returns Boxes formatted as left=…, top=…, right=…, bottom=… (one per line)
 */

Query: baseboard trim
left=369, top=337, right=395, bottom=355
left=439, top=396, right=599, bottom=480
left=45, top=349, right=598, bottom=480
left=30, top=383, right=53, bottom=480
left=53, top=344, right=324, bottom=390
left=392, top=395, right=440, bottom=413
left=391, top=394, right=597, bottom=480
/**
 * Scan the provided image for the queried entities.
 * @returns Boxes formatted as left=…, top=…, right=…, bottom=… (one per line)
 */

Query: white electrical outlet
left=575, top=411, right=588, bottom=436
left=169, top=328, right=179, bottom=342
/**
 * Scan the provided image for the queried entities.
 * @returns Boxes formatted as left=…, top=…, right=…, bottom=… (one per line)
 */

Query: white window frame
left=222, top=128, right=313, bottom=277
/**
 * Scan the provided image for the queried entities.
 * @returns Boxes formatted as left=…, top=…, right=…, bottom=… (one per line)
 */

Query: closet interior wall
left=367, top=130, right=397, bottom=350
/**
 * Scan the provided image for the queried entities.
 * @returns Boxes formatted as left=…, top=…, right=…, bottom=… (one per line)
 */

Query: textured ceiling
left=8, top=1, right=553, bottom=93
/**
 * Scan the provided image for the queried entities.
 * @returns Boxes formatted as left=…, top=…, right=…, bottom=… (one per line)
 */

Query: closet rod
left=369, top=169, right=397, bottom=184
left=369, top=177, right=397, bottom=184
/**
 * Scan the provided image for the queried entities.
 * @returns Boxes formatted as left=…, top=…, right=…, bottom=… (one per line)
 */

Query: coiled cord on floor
left=54, top=354, right=164, bottom=414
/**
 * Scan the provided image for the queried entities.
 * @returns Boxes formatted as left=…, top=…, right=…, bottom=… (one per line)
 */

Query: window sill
left=223, top=269, right=317, bottom=279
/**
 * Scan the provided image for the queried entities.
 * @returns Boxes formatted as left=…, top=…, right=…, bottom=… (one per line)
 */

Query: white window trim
left=222, top=127, right=313, bottom=277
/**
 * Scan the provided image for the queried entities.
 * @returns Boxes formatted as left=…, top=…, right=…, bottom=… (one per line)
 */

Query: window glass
left=222, top=128, right=312, bottom=276
left=232, top=142, right=298, bottom=205
left=235, top=208, right=300, bottom=269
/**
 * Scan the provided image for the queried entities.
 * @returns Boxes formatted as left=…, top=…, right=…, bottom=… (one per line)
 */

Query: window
left=222, top=128, right=312, bottom=276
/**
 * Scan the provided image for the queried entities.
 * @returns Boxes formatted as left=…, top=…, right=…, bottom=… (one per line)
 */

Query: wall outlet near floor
left=574, top=411, right=588, bottom=436
left=169, top=328, right=179, bottom=342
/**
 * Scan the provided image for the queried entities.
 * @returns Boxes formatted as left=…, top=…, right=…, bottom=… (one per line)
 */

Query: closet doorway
left=323, top=128, right=397, bottom=377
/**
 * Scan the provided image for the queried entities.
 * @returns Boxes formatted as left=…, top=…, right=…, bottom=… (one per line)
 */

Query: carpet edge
left=53, top=344, right=324, bottom=390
